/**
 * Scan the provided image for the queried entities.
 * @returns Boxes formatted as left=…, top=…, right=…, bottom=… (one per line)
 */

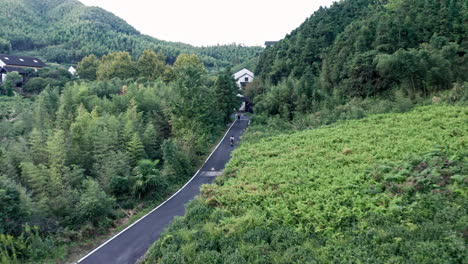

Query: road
left=78, top=116, right=249, bottom=264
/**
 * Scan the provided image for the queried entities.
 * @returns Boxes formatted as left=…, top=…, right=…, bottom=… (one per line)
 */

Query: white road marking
left=200, top=171, right=223, bottom=177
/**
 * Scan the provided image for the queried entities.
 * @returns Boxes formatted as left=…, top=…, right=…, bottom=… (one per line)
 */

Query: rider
left=230, top=135, right=235, bottom=146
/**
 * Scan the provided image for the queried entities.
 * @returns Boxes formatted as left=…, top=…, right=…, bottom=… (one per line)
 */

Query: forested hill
left=255, top=0, right=466, bottom=95
left=256, top=0, right=375, bottom=83
left=0, top=0, right=262, bottom=68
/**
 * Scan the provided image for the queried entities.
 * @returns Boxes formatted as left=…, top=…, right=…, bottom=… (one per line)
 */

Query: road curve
left=77, top=117, right=250, bottom=264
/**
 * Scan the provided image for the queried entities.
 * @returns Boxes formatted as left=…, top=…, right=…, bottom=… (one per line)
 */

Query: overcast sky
left=78, top=0, right=335, bottom=47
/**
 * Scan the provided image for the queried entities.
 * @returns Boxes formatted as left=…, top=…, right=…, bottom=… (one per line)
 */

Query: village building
left=233, top=68, right=255, bottom=113
left=233, top=68, right=254, bottom=89
left=264, top=41, right=279, bottom=47
left=68, top=66, right=77, bottom=75
left=0, top=54, right=46, bottom=83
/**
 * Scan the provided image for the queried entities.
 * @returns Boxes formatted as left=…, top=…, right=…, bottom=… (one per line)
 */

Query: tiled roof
left=0, top=54, right=46, bottom=68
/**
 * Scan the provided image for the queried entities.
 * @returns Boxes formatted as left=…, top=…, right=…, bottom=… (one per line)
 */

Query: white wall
left=68, top=67, right=77, bottom=75
left=1, top=73, right=7, bottom=83
left=236, top=74, right=254, bottom=87
left=233, top=68, right=254, bottom=80
left=0, top=60, right=5, bottom=67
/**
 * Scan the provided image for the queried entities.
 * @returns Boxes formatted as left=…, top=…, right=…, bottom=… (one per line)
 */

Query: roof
left=233, top=68, right=254, bottom=80
left=0, top=66, right=28, bottom=74
left=264, top=41, right=279, bottom=46
left=0, top=54, right=46, bottom=68
left=237, top=72, right=254, bottom=80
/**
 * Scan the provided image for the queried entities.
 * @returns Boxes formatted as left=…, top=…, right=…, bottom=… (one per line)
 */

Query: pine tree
left=142, top=122, right=161, bottom=160
left=29, top=128, right=47, bottom=165
left=127, top=133, right=145, bottom=167
left=19, top=162, right=49, bottom=202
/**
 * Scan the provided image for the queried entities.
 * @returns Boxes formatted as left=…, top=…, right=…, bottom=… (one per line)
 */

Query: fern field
left=144, top=104, right=467, bottom=263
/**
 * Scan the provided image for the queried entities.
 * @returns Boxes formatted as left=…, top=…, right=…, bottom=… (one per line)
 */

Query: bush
left=76, top=179, right=115, bottom=227
left=0, top=176, right=31, bottom=235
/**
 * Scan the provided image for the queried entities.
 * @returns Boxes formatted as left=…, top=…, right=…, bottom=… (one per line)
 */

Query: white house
left=68, top=66, right=77, bottom=75
left=233, top=68, right=254, bottom=88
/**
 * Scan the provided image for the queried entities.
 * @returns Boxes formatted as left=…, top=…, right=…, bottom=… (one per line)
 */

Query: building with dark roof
left=0, top=54, right=46, bottom=83
left=264, top=41, right=279, bottom=47
left=0, top=54, right=46, bottom=68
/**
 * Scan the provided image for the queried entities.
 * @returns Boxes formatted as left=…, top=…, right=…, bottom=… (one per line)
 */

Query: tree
left=215, top=69, right=240, bottom=123
left=127, top=133, right=145, bottom=167
left=161, top=139, right=192, bottom=182
left=77, top=54, right=100, bottom=81
left=170, top=54, right=221, bottom=152
left=142, top=122, right=162, bottom=160
left=174, top=54, right=206, bottom=82
left=0, top=176, right=31, bottom=235
left=29, top=128, right=47, bottom=165
left=97, top=52, right=137, bottom=80
left=22, top=77, right=51, bottom=94
left=0, top=38, right=11, bottom=53
left=132, top=159, right=166, bottom=199
left=136, top=50, right=166, bottom=80
left=1, top=72, right=22, bottom=96
left=77, top=179, right=115, bottom=226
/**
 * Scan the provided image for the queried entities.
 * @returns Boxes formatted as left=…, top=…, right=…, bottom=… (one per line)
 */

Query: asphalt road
left=78, top=117, right=249, bottom=264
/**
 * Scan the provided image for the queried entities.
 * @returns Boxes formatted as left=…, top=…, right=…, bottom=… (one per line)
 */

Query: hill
left=143, top=104, right=467, bottom=263
left=0, top=0, right=262, bottom=68
left=252, top=0, right=466, bottom=119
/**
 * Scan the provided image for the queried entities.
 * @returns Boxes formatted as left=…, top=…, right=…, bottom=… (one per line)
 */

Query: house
left=0, top=54, right=46, bottom=83
left=264, top=41, right=279, bottom=47
left=233, top=68, right=254, bottom=89
left=0, top=66, right=27, bottom=84
left=68, top=66, right=77, bottom=75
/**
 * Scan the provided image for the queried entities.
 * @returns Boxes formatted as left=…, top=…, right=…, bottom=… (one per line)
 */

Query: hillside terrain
left=141, top=0, right=467, bottom=262
left=0, top=0, right=262, bottom=68
left=144, top=104, right=467, bottom=263
left=0, top=0, right=466, bottom=262
left=251, top=0, right=466, bottom=119
left=0, top=53, right=242, bottom=263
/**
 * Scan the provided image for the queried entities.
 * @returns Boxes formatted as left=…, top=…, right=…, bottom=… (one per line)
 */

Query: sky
left=78, top=0, right=335, bottom=47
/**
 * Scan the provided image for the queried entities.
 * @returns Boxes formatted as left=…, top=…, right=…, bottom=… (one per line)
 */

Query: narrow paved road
left=78, top=117, right=249, bottom=264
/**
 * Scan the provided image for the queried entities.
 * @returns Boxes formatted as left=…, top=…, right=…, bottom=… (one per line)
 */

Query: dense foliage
left=0, top=0, right=262, bottom=69
left=144, top=105, right=467, bottom=263
left=0, top=53, right=240, bottom=263
left=253, top=0, right=467, bottom=120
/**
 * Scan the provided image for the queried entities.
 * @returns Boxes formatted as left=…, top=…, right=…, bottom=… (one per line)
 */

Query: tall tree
left=97, top=52, right=137, bottom=80
left=127, top=133, right=145, bottom=167
left=170, top=54, right=220, bottom=153
left=136, top=50, right=166, bottom=80
left=215, top=69, right=240, bottom=123
left=77, top=54, right=100, bottom=81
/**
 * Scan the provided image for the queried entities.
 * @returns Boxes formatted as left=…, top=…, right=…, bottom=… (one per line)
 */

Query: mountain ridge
left=0, top=0, right=262, bottom=68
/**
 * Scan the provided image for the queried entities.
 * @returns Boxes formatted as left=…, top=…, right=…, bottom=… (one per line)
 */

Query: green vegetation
left=0, top=53, right=240, bottom=263
left=0, top=0, right=262, bottom=68
left=143, top=104, right=467, bottom=263
left=141, top=0, right=468, bottom=261
left=252, top=0, right=466, bottom=120
left=1, top=0, right=466, bottom=262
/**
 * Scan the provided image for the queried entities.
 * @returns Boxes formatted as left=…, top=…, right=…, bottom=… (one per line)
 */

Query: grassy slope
left=144, top=104, right=467, bottom=263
